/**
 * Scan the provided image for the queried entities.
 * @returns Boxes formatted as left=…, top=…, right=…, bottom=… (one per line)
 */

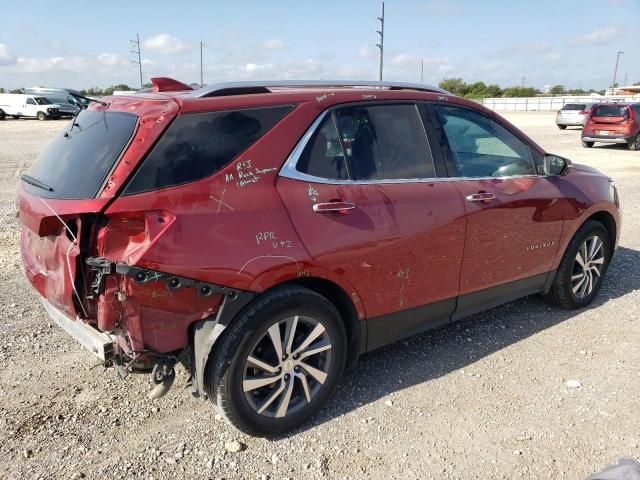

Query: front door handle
left=312, top=202, right=355, bottom=214
left=466, top=192, right=496, bottom=203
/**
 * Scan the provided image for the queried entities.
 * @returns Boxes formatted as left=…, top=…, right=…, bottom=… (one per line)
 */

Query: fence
left=482, top=95, right=639, bottom=112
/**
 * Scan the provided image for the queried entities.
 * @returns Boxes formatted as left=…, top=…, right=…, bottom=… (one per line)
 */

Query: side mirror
left=544, top=154, right=569, bottom=176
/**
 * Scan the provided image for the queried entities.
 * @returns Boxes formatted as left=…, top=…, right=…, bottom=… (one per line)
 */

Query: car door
left=430, top=103, right=565, bottom=316
left=26, top=97, right=37, bottom=117
left=277, top=102, right=466, bottom=349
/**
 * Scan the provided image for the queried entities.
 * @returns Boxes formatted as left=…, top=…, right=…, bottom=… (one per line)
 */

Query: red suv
left=582, top=102, right=640, bottom=150
left=18, top=78, right=621, bottom=436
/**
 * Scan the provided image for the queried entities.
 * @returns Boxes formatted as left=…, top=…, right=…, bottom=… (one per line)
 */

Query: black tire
left=582, top=140, right=594, bottom=148
left=543, top=220, right=611, bottom=310
left=12, top=115, right=19, bottom=119
left=37, top=111, right=46, bottom=121
left=557, top=125, right=567, bottom=130
left=627, top=134, right=640, bottom=151
left=0, top=109, right=5, bottom=120
left=205, top=285, right=347, bottom=436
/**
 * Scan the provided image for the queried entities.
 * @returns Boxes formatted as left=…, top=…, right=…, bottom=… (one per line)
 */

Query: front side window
left=125, top=105, right=293, bottom=194
left=26, top=98, right=36, bottom=105
left=434, top=105, right=535, bottom=178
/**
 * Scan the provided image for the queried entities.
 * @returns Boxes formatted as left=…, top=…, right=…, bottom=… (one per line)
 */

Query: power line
left=376, top=2, right=385, bottom=81
left=130, top=34, right=143, bottom=89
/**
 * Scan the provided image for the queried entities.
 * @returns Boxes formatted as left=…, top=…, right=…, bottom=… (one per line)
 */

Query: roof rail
left=190, top=80, right=450, bottom=98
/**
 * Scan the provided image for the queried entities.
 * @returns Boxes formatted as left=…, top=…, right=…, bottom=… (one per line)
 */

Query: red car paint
left=18, top=82, right=621, bottom=364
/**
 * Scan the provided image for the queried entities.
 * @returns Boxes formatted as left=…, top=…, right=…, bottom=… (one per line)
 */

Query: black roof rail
left=190, top=80, right=451, bottom=98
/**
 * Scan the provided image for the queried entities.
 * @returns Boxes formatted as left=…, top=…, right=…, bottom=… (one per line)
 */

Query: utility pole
left=130, top=34, right=143, bottom=89
left=200, top=40, right=204, bottom=87
left=421, top=58, right=424, bottom=83
left=376, top=2, right=385, bottom=81
left=611, top=50, right=624, bottom=93
left=521, top=76, right=526, bottom=87
left=623, top=73, right=628, bottom=87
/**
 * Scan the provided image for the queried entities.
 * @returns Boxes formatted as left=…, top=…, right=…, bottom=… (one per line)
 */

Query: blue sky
left=0, top=0, right=638, bottom=90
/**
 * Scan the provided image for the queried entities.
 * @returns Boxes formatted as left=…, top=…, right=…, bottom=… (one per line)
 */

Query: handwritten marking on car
left=210, top=190, right=234, bottom=213
left=237, top=255, right=299, bottom=275
left=307, top=184, right=319, bottom=202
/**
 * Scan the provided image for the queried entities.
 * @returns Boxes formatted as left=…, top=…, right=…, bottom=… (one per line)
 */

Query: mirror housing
left=544, top=154, right=569, bottom=176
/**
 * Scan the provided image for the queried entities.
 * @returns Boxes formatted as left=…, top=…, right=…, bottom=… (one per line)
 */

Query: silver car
left=555, top=103, right=594, bottom=129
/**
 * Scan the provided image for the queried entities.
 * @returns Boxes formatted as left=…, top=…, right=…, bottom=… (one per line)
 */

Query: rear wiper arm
left=21, top=174, right=54, bottom=192
left=68, top=92, right=108, bottom=107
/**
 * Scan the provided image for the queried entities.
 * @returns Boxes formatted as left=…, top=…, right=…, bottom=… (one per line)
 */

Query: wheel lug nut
left=294, top=366, right=299, bottom=372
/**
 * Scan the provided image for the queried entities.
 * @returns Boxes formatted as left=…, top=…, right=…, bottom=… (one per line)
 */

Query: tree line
left=437, top=78, right=612, bottom=99
left=1, top=80, right=638, bottom=98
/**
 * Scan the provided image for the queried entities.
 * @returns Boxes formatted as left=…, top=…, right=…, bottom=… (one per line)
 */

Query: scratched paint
left=397, top=268, right=410, bottom=307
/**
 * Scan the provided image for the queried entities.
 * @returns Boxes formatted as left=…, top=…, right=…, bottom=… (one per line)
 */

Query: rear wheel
left=0, top=109, right=5, bottom=120
left=37, top=111, right=46, bottom=121
left=12, top=115, right=19, bottom=119
left=557, top=125, right=567, bottom=130
left=628, top=134, right=640, bottom=151
left=206, top=286, right=347, bottom=436
left=543, top=220, right=611, bottom=309
left=582, top=140, right=594, bottom=148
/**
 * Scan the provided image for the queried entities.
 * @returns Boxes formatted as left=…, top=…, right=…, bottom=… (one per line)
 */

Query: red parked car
left=582, top=102, right=640, bottom=150
left=18, top=78, right=621, bottom=436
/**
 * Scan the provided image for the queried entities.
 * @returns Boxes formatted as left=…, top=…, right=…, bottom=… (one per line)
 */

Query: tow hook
left=148, top=359, right=176, bottom=400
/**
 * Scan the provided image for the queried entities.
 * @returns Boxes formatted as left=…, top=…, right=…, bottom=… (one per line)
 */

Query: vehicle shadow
left=280, top=245, right=640, bottom=437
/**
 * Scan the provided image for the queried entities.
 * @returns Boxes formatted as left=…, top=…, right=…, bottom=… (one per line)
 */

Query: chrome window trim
left=278, top=105, right=547, bottom=185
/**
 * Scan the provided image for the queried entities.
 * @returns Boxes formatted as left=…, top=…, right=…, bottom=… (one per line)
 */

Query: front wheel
left=557, top=125, right=567, bottom=130
left=206, top=286, right=347, bottom=436
left=543, top=220, right=611, bottom=309
left=0, top=109, right=5, bottom=120
left=37, top=111, right=46, bottom=121
left=582, top=140, right=594, bottom=148
left=628, top=134, right=640, bottom=151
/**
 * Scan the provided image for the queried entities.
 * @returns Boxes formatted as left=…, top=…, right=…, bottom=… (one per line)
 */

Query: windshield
left=25, top=110, right=137, bottom=199
left=34, top=97, right=51, bottom=105
left=562, top=104, right=587, bottom=111
left=592, top=105, right=629, bottom=118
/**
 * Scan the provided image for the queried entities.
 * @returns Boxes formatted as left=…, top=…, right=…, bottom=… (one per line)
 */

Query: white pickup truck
left=0, top=93, right=62, bottom=120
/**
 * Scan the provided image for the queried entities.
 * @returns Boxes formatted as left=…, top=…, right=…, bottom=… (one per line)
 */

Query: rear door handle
left=466, top=192, right=496, bottom=202
left=312, top=202, right=355, bottom=214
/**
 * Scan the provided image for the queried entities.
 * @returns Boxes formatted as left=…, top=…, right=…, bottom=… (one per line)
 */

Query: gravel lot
left=0, top=113, right=638, bottom=480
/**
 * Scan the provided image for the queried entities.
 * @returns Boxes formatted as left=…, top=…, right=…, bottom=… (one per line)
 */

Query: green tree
left=0, top=87, right=4, bottom=93
left=438, top=78, right=468, bottom=97
left=549, top=84, right=566, bottom=95
left=502, top=86, right=539, bottom=97
left=102, top=84, right=134, bottom=96
left=9, top=88, right=23, bottom=94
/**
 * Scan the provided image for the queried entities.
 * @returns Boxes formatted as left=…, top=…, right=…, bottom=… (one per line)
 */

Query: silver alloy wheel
left=242, top=315, right=332, bottom=418
left=572, top=234, right=605, bottom=299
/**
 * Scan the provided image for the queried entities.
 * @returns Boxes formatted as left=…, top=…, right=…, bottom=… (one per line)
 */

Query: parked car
left=24, top=87, right=85, bottom=117
left=582, top=103, right=640, bottom=150
left=17, top=78, right=621, bottom=436
left=555, top=102, right=594, bottom=129
left=0, top=93, right=61, bottom=120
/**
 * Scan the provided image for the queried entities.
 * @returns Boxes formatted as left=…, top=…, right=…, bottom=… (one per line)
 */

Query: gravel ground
left=0, top=113, right=638, bottom=480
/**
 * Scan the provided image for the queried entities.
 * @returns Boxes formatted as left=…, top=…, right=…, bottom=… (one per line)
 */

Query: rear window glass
left=297, top=116, right=349, bottom=180
left=124, top=106, right=292, bottom=194
left=562, top=104, right=586, bottom=111
left=592, top=105, right=630, bottom=118
left=25, top=110, right=137, bottom=199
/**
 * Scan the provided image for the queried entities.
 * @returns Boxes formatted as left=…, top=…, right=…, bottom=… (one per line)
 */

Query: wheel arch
left=587, top=210, right=617, bottom=252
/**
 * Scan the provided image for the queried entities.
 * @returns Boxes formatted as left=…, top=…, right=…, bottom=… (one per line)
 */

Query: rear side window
left=124, top=106, right=292, bottom=194
left=26, top=110, right=137, bottom=199
left=592, top=105, right=630, bottom=118
left=562, top=104, right=586, bottom=111
left=296, top=116, right=349, bottom=180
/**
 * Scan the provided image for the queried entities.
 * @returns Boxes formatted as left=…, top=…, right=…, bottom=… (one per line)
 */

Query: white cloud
left=261, top=39, right=285, bottom=50
left=142, top=33, right=190, bottom=55
left=569, top=26, right=622, bottom=46
left=356, top=46, right=377, bottom=59
left=98, top=53, right=128, bottom=68
left=0, top=43, right=17, bottom=65
left=544, top=52, right=562, bottom=62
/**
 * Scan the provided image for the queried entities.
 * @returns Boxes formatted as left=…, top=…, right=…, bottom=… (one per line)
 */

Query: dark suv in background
left=18, top=78, right=621, bottom=436
left=582, top=102, right=640, bottom=150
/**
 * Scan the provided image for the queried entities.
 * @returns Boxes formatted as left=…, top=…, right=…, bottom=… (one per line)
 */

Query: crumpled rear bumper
left=41, top=298, right=115, bottom=362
